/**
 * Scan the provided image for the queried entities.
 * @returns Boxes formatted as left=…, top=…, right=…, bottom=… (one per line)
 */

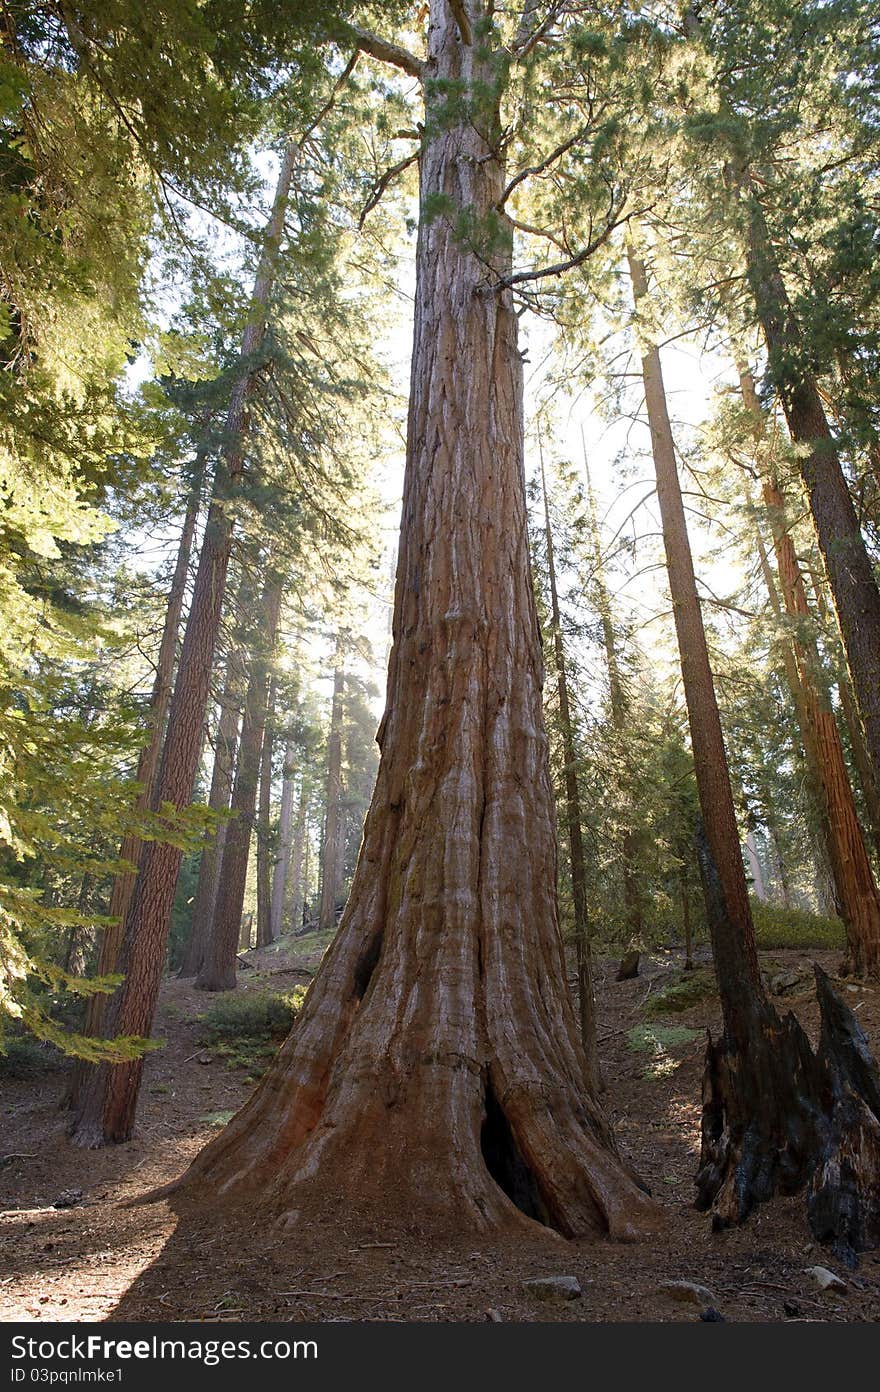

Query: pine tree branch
left=349, top=26, right=425, bottom=80
left=498, top=126, right=589, bottom=206
left=358, top=149, right=421, bottom=229
left=512, top=3, right=563, bottom=60
left=494, top=206, right=635, bottom=291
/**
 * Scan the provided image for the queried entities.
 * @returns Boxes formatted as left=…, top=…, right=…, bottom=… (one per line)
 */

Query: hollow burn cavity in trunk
left=480, top=1079, right=551, bottom=1228
left=353, top=930, right=383, bottom=1002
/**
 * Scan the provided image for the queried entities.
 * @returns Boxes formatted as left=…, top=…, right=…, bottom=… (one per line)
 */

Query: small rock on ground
left=659, top=1279, right=716, bottom=1306
left=522, top=1275, right=582, bottom=1301
left=805, top=1266, right=846, bottom=1293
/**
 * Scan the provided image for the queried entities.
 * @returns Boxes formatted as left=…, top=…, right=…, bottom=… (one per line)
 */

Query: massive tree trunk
left=739, top=367, right=880, bottom=978
left=69, top=146, right=296, bottom=1146
left=197, top=573, right=283, bottom=991
left=269, top=738, right=297, bottom=940
left=318, top=652, right=345, bottom=935
left=256, top=676, right=278, bottom=949
left=171, top=6, right=659, bottom=1242
left=631, top=244, right=880, bottom=1256
left=743, top=183, right=880, bottom=797
left=539, top=452, right=599, bottom=1092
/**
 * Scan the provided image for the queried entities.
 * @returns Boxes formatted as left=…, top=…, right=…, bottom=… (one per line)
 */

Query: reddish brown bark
left=67, top=477, right=201, bottom=1109
left=739, top=368, right=880, bottom=978
left=171, top=6, right=658, bottom=1241
left=744, top=185, right=880, bottom=798
left=630, top=245, right=819, bottom=1221
left=539, top=450, right=599, bottom=1092
left=69, top=147, right=296, bottom=1146
left=810, top=578, right=880, bottom=869
left=752, top=526, right=838, bottom=906
left=633, top=244, right=880, bottom=1256
left=197, top=573, right=283, bottom=991
left=87, top=479, right=200, bottom=1010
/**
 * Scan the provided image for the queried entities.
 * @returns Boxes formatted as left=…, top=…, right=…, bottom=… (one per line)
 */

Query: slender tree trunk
left=300, top=800, right=312, bottom=927
left=539, top=450, right=599, bottom=1091
left=82, top=478, right=201, bottom=1023
left=64, top=875, right=94, bottom=977
left=69, top=147, right=296, bottom=1146
left=178, top=612, right=248, bottom=978
left=318, top=653, right=345, bottom=935
left=285, top=779, right=308, bottom=932
left=270, top=740, right=297, bottom=940
left=174, top=7, right=658, bottom=1242
left=753, top=527, right=840, bottom=911
left=680, top=872, right=694, bottom=972
left=744, top=832, right=767, bottom=901
left=66, top=477, right=201, bottom=1110
left=256, top=676, right=278, bottom=949
left=629, top=243, right=880, bottom=1249
left=743, top=181, right=880, bottom=796
left=197, top=573, right=283, bottom=991
left=809, top=577, right=880, bottom=868
left=740, top=367, right=880, bottom=977
left=582, top=446, right=643, bottom=941
left=836, top=673, right=880, bottom=869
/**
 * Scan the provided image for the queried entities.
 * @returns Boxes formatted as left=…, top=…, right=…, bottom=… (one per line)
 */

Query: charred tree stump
left=808, top=966, right=880, bottom=1265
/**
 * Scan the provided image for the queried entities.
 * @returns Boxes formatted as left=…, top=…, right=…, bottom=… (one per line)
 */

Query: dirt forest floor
left=2, top=937, right=880, bottom=1324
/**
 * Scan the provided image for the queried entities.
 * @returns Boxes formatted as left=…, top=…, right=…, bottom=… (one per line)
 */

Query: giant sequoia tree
left=173, top=2, right=659, bottom=1240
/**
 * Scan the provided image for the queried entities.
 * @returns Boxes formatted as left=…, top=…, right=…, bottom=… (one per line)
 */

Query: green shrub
left=750, top=897, right=845, bottom=951
left=0, top=1032, right=66, bottom=1077
left=199, top=988, right=303, bottom=1043
left=644, top=968, right=716, bottom=1018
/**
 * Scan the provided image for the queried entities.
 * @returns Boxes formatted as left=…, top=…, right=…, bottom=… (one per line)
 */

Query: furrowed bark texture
left=173, top=3, right=659, bottom=1241
left=69, top=145, right=296, bottom=1146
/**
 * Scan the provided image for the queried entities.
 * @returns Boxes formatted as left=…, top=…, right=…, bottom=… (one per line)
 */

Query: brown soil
left=2, top=940, right=879, bottom=1323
